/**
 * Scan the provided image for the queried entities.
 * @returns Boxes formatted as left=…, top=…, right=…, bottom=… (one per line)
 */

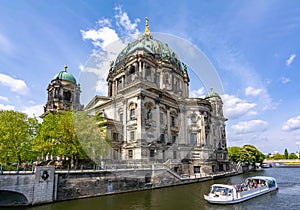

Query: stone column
left=123, top=99, right=127, bottom=143
left=156, top=100, right=160, bottom=142
left=139, top=61, right=143, bottom=79
left=115, top=80, right=118, bottom=94
left=167, top=108, right=170, bottom=143
left=179, top=105, right=186, bottom=144
left=122, top=75, right=125, bottom=88
left=111, top=80, right=115, bottom=96
left=151, top=68, right=154, bottom=83
left=160, top=71, right=164, bottom=89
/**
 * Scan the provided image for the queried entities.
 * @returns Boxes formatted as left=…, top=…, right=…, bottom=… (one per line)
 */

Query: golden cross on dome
left=143, top=17, right=152, bottom=39
left=145, top=17, right=150, bottom=34
left=64, top=65, right=68, bottom=72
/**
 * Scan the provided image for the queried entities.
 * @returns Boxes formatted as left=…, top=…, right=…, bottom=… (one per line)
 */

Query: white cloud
left=282, top=116, right=300, bottom=131
left=286, top=54, right=296, bottom=66
left=80, top=27, right=119, bottom=49
left=97, top=18, right=112, bottom=27
left=245, top=86, right=276, bottom=111
left=190, top=87, right=205, bottom=98
left=0, top=103, right=15, bottom=110
left=79, top=39, right=126, bottom=97
left=231, top=120, right=268, bottom=134
left=0, top=73, right=29, bottom=95
left=114, top=6, right=140, bottom=36
left=80, top=6, right=140, bottom=50
left=281, top=77, right=290, bottom=84
left=22, top=104, right=44, bottom=118
left=0, top=96, right=9, bottom=102
left=222, top=94, right=257, bottom=119
left=245, top=86, right=264, bottom=97
left=79, top=7, right=141, bottom=99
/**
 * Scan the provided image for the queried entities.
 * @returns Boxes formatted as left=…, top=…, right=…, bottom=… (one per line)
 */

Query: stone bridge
left=0, top=167, right=56, bottom=206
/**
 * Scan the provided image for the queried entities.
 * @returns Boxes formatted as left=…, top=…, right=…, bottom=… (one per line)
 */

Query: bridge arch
left=0, top=190, right=29, bottom=206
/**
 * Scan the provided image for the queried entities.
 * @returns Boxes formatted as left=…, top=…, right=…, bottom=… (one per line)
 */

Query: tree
left=288, top=153, right=298, bottom=159
left=36, top=111, right=85, bottom=168
left=284, top=148, right=289, bottom=159
left=228, top=146, right=241, bottom=163
left=0, top=110, right=38, bottom=165
left=273, top=153, right=284, bottom=160
left=228, top=145, right=265, bottom=164
left=243, top=145, right=265, bottom=164
left=36, top=111, right=109, bottom=168
left=74, top=111, right=110, bottom=164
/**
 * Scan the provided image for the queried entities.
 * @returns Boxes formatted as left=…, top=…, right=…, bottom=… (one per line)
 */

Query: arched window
left=144, top=102, right=154, bottom=120
left=171, top=116, right=175, bottom=127
left=128, top=149, right=133, bottom=159
left=129, top=102, right=137, bottom=120
left=128, top=65, right=136, bottom=82
left=190, top=133, right=197, bottom=145
left=164, top=72, right=170, bottom=84
left=191, top=115, right=197, bottom=123
left=129, top=65, right=135, bottom=74
left=145, top=66, right=151, bottom=81
left=174, top=80, right=178, bottom=92
left=64, top=91, right=71, bottom=101
left=130, top=109, right=135, bottom=119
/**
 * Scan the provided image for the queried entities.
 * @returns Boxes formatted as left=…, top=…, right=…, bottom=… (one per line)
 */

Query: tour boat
left=204, top=176, right=278, bottom=204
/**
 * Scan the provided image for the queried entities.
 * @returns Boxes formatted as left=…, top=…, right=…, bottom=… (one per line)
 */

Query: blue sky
left=1, top=0, right=300, bottom=154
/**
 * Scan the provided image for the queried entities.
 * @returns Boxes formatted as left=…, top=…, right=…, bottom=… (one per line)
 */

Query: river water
left=8, top=167, right=300, bottom=210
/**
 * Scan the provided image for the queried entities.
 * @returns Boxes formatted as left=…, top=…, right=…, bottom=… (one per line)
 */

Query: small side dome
left=53, top=66, right=76, bottom=84
left=206, top=88, right=220, bottom=98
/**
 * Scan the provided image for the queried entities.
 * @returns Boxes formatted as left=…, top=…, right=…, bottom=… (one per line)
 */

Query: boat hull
left=204, top=186, right=278, bottom=204
left=204, top=176, right=278, bottom=204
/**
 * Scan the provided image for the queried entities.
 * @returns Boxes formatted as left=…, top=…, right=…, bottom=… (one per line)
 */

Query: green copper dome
left=114, top=36, right=182, bottom=69
left=53, top=66, right=76, bottom=84
left=114, top=18, right=181, bottom=69
left=206, top=88, right=220, bottom=98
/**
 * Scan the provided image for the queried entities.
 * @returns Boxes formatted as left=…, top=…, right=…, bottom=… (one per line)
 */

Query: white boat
left=204, top=176, right=278, bottom=204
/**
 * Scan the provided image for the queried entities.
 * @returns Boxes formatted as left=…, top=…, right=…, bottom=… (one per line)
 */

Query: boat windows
left=211, top=186, right=230, bottom=196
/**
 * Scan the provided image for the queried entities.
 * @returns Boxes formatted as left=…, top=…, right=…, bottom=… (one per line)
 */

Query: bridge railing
left=0, top=165, right=35, bottom=175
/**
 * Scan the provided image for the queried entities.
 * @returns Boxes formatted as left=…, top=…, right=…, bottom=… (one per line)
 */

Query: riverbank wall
left=56, top=168, right=180, bottom=201
left=0, top=166, right=243, bottom=206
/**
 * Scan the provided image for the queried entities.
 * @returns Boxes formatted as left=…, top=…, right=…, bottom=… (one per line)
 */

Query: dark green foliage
left=0, top=110, right=38, bottom=165
left=284, top=148, right=289, bottom=159
left=0, top=110, right=109, bottom=169
left=228, top=145, right=265, bottom=164
left=288, top=153, right=298, bottom=159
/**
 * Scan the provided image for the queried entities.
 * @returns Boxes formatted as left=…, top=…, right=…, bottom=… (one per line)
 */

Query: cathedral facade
left=85, top=19, right=229, bottom=176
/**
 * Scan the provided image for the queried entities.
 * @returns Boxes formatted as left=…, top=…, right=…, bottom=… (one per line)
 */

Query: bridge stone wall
left=0, top=166, right=55, bottom=206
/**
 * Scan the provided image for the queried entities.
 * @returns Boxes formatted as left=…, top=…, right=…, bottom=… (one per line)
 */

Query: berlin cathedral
left=43, top=19, right=229, bottom=176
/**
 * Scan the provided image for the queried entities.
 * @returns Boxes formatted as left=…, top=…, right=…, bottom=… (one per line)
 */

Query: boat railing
left=239, top=185, right=268, bottom=197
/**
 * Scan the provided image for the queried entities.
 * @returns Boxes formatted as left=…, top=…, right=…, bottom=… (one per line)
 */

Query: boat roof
left=210, top=176, right=276, bottom=189
left=210, top=184, right=235, bottom=189
left=247, top=176, right=276, bottom=181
